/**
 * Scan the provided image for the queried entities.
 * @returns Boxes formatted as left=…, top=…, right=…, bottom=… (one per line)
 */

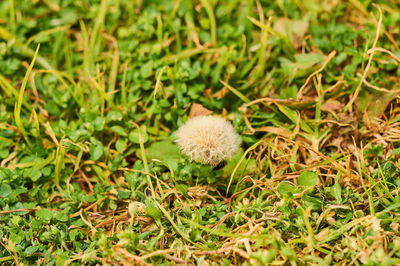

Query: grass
left=0, top=0, right=400, bottom=265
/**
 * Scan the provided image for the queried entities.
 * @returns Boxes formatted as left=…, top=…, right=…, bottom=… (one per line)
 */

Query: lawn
left=1, top=0, right=400, bottom=265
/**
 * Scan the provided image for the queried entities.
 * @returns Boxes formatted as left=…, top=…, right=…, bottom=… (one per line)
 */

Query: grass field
left=1, top=0, right=400, bottom=265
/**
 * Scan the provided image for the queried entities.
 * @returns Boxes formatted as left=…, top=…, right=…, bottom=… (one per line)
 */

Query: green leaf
left=298, top=171, right=319, bottom=187
left=128, top=126, right=148, bottom=144
left=144, top=140, right=180, bottom=167
left=0, top=183, right=11, bottom=197
left=280, top=53, right=324, bottom=82
left=110, top=125, right=127, bottom=136
left=25, top=246, right=39, bottom=255
left=90, top=142, right=104, bottom=161
left=106, top=110, right=123, bottom=122
left=279, top=85, right=298, bottom=99
left=36, top=208, right=54, bottom=221
left=55, top=211, right=69, bottom=222
left=277, top=182, right=296, bottom=195
left=10, top=232, right=24, bottom=244
left=42, top=166, right=52, bottom=176
left=29, top=168, right=42, bottom=181
left=116, top=138, right=127, bottom=153
left=330, top=173, right=342, bottom=204
left=295, top=53, right=324, bottom=69
left=140, top=61, right=153, bottom=78
left=145, top=204, right=163, bottom=221
left=0, top=147, right=9, bottom=159
left=303, top=195, right=322, bottom=210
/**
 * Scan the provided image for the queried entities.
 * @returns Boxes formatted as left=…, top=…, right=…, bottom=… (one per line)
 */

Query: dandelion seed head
left=175, top=115, right=241, bottom=166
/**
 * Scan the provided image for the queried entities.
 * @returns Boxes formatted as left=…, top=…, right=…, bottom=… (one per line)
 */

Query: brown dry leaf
left=326, top=136, right=345, bottom=150
left=315, top=228, right=330, bottom=242
left=189, top=103, right=213, bottom=118
left=321, top=100, right=344, bottom=112
left=364, top=92, right=397, bottom=122
left=253, top=126, right=292, bottom=138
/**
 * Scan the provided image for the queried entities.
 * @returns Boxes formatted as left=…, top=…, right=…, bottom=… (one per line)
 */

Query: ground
left=0, top=0, right=400, bottom=265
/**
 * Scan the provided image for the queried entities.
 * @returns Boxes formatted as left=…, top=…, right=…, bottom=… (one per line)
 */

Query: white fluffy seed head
left=175, top=115, right=241, bottom=166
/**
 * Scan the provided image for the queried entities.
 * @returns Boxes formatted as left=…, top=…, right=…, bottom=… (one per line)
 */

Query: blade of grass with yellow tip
left=54, top=139, right=65, bottom=193
left=14, top=44, right=41, bottom=148
left=153, top=66, right=168, bottom=98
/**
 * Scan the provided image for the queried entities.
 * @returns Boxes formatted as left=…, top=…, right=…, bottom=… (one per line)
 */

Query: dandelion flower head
left=175, top=115, right=241, bottom=166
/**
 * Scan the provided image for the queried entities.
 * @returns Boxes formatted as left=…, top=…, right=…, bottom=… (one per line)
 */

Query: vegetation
left=1, top=0, right=400, bottom=265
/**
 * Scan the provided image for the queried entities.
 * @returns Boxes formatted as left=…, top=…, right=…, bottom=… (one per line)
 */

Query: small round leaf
left=298, top=171, right=319, bottom=187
